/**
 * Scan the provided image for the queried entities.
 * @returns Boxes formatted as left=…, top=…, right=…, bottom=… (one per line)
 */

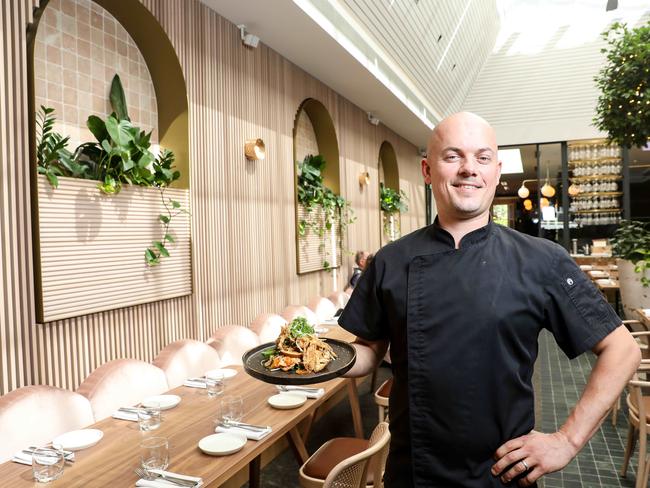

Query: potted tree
left=379, top=183, right=408, bottom=242
left=610, top=220, right=650, bottom=319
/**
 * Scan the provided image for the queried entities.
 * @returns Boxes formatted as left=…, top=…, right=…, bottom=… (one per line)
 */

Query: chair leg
left=611, top=396, right=620, bottom=426
left=622, top=423, right=636, bottom=477
left=370, top=367, right=378, bottom=393
left=643, top=453, right=650, bottom=488
left=378, top=405, right=384, bottom=423
left=636, top=430, right=647, bottom=488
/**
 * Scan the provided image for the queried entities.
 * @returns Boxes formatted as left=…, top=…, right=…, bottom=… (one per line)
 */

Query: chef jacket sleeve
left=338, top=256, right=389, bottom=341
left=543, top=248, right=622, bottom=359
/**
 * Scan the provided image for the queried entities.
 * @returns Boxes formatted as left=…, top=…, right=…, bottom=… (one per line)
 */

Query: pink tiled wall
left=34, top=0, right=158, bottom=149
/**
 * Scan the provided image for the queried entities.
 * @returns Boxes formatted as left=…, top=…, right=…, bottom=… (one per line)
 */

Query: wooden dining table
left=0, top=326, right=363, bottom=487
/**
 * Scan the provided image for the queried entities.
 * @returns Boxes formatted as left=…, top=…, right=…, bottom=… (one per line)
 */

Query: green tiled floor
left=537, top=330, right=638, bottom=488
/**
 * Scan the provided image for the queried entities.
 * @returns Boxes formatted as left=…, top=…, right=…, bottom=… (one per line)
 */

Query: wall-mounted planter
left=382, top=212, right=400, bottom=242
left=296, top=204, right=342, bottom=274
left=34, top=175, right=192, bottom=322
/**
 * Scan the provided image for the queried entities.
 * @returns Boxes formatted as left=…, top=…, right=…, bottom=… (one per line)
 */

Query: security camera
left=418, top=148, right=427, bottom=158
left=237, top=24, right=259, bottom=49
left=367, top=112, right=380, bottom=126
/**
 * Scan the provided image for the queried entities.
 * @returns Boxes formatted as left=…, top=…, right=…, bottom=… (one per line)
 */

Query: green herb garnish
left=288, top=317, right=315, bottom=338
left=261, top=347, right=277, bottom=359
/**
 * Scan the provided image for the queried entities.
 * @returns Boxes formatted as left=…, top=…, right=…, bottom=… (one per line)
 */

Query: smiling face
left=422, top=112, right=501, bottom=223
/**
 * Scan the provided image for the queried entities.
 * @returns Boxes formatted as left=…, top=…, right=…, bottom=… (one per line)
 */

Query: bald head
left=427, top=112, right=496, bottom=157
left=422, top=111, right=501, bottom=226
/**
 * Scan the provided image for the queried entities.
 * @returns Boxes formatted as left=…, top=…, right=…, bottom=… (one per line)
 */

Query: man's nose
left=458, top=157, right=478, bottom=176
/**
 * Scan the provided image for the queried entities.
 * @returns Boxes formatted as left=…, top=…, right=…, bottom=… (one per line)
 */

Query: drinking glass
left=137, top=403, right=161, bottom=431
left=32, top=447, right=65, bottom=483
left=140, top=436, right=169, bottom=475
left=206, top=372, right=224, bottom=398
left=220, top=395, right=244, bottom=426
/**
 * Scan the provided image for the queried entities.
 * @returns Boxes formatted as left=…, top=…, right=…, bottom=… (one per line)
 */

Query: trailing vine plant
left=35, top=74, right=187, bottom=266
left=593, top=20, right=650, bottom=148
left=379, top=183, right=408, bottom=214
left=296, top=154, right=354, bottom=269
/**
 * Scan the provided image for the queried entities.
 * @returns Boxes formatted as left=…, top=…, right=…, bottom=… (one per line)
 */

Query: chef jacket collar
left=429, top=217, right=494, bottom=249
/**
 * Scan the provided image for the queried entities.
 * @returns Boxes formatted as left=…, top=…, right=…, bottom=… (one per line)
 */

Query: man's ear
left=421, top=158, right=432, bottom=184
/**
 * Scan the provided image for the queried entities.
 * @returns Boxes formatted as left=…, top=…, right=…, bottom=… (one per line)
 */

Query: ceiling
left=200, top=0, right=500, bottom=148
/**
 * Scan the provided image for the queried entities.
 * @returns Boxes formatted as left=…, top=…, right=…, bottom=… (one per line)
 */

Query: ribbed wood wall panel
left=463, top=12, right=650, bottom=145
left=342, top=0, right=499, bottom=118
left=36, top=176, right=192, bottom=322
left=0, top=0, right=423, bottom=395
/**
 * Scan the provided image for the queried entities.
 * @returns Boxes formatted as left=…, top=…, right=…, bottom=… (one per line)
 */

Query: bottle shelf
left=570, top=192, right=623, bottom=199
left=569, top=157, right=621, bottom=165
left=571, top=208, right=621, bottom=214
left=569, top=175, right=622, bottom=182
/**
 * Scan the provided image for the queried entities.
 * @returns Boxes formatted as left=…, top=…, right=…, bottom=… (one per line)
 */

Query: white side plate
left=141, top=394, right=181, bottom=410
left=205, top=368, right=237, bottom=379
left=198, top=433, right=247, bottom=456
left=52, top=429, right=103, bottom=451
left=267, top=392, right=307, bottom=409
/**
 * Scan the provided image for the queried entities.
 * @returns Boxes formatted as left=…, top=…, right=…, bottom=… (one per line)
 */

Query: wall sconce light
left=237, top=24, right=260, bottom=48
left=540, top=168, right=556, bottom=198
left=517, top=182, right=530, bottom=199
left=358, top=171, right=370, bottom=188
left=244, top=138, right=265, bottom=160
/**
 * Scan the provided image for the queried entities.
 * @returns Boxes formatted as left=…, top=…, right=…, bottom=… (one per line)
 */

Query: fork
left=24, top=447, right=75, bottom=463
left=134, top=467, right=198, bottom=487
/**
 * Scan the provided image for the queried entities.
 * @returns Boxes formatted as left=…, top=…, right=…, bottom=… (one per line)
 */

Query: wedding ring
left=521, top=460, right=529, bottom=471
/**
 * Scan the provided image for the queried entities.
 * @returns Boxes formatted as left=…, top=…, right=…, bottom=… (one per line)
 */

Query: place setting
left=135, top=436, right=203, bottom=487
left=183, top=368, right=238, bottom=390
left=112, top=395, right=182, bottom=430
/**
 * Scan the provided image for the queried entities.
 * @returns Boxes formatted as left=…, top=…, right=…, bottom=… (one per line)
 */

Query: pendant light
left=517, top=182, right=530, bottom=199
left=568, top=183, right=580, bottom=197
left=540, top=197, right=550, bottom=208
left=541, top=168, right=556, bottom=198
left=523, top=198, right=533, bottom=211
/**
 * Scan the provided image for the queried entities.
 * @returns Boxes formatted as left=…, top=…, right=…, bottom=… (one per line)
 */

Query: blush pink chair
left=328, top=291, right=350, bottom=310
left=250, top=313, right=288, bottom=343
left=206, top=325, right=260, bottom=366
left=0, top=385, right=95, bottom=462
left=281, top=305, right=320, bottom=327
left=76, top=359, right=168, bottom=421
left=307, top=296, right=338, bottom=322
left=153, top=339, right=221, bottom=388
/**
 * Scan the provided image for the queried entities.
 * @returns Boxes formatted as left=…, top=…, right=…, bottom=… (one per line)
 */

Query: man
left=345, top=250, right=370, bottom=292
left=339, top=112, right=640, bottom=487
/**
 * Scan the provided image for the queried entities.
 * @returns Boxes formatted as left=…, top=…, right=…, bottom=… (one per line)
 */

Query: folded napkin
left=11, top=449, right=75, bottom=465
left=214, top=424, right=272, bottom=441
left=276, top=385, right=325, bottom=399
left=183, top=379, right=207, bottom=389
left=11, top=451, right=33, bottom=465
left=112, top=410, right=138, bottom=422
left=135, top=470, right=203, bottom=487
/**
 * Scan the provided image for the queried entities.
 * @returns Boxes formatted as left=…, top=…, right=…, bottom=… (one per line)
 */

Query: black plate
left=242, top=339, right=356, bottom=385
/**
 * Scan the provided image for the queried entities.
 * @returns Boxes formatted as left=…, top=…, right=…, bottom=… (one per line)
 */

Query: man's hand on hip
left=491, top=430, right=578, bottom=486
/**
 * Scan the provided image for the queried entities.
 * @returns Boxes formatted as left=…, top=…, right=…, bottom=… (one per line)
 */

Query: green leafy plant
left=593, top=20, right=650, bottom=148
left=379, top=183, right=408, bottom=214
left=35, top=106, right=87, bottom=187
left=610, top=220, right=650, bottom=287
left=36, top=74, right=186, bottom=266
left=296, top=154, right=354, bottom=269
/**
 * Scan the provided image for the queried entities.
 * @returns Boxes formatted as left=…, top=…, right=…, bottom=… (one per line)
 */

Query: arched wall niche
left=293, top=98, right=340, bottom=194
left=378, top=140, right=399, bottom=191
left=27, top=0, right=190, bottom=188
left=293, top=98, right=342, bottom=275
left=26, top=0, right=192, bottom=323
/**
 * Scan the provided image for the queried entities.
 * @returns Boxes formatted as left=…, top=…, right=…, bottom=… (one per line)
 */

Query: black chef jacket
left=339, top=219, right=621, bottom=488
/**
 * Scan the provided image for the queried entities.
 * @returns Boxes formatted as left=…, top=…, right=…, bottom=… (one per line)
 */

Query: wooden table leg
left=248, top=455, right=261, bottom=488
left=301, top=411, right=316, bottom=441
left=287, top=427, right=309, bottom=464
left=347, top=378, right=363, bottom=438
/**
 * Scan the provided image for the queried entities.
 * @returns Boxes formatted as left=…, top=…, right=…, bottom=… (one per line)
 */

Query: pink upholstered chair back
left=307, top=296, right=338, bottom=322
left=250, top=313, right=288, bottom=343
left=206, top=325, right=260, bottom=366
left=0, top=385, right=95, bottom=462
left=153, top=339, right=221, bottom=388
left=281, top=305, right=320, bottom=327
left=328, top=291, right=350, bottom=310
left=76, top=359, right=168, bottom=421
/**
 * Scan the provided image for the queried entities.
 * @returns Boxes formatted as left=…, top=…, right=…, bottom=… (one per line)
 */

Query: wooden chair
left=153, top=339, right=221, bottom=388
left=374, top=377, right=392, bottom=423
left=299, top=422, right=390, bottom=488
left=0, top=385, right=95, bottom=463
left=621, top=362, right=650, bottom=488
left=206, top=324, right=260, bottom=366
left=76, top=359, right=168, bottom=421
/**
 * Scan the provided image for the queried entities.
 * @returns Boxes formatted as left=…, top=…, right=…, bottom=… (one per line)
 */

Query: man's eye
left=478, top=156, right=492, bottom=164
left=445, top=154, right=460, bottom=162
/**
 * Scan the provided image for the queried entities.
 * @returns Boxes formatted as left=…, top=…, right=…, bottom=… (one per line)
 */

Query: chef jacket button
left=566, top=278, right=574, bottom=286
